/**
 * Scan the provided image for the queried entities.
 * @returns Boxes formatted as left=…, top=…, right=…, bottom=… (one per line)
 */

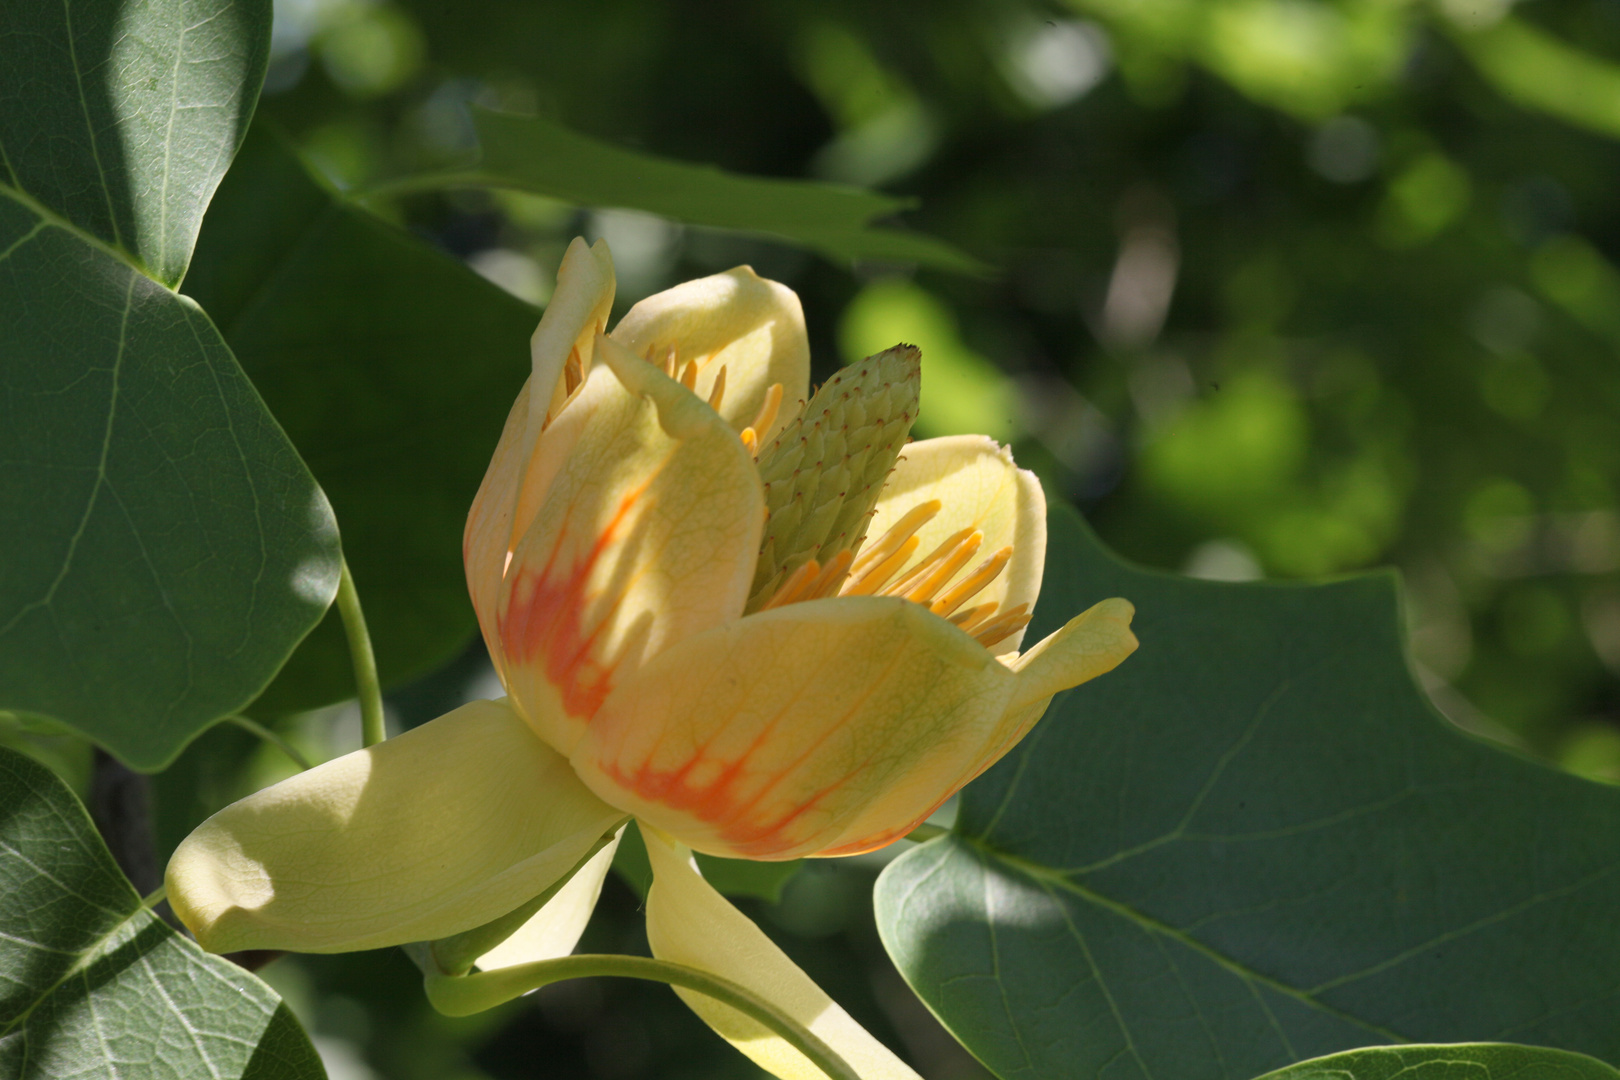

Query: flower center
left=744, top=346, right=921, bottom=612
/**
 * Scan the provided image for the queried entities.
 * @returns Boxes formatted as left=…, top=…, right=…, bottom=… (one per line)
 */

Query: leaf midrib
left=961, top=831, right=1620, bottom=1052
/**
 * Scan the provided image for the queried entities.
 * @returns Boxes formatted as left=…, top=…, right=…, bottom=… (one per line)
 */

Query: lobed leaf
left=876, top=503, right=1620, bottom=1080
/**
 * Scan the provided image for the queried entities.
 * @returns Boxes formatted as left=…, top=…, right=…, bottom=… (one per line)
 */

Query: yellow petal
left=643, top=828, right=921, bottom=1080
left=571, top=597, right=1017, bottom=860
left=496, top=335, right=765, bottom=756
left=474, top=829, right=621, bottom=971
left=610, top=266, right=809, bottom=443
left=967, top=597, right=1139, bottom=783
left=464, top=378, right=533, bottom=682
left=166, top=699, right=622, bottom=954
left=466, top=239, right=616, bottom=678
left=528, top=237, right=615, bottom=445
left=866, top=435, right=1046, bottom=654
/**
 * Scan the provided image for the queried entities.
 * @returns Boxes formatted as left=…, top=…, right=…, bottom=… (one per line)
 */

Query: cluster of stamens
left=761, top=498, right=1031, bottom=650
left=643, top=344, right=790, bottom=454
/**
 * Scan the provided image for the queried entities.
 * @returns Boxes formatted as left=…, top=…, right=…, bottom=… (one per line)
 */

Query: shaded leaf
left=184, top=126, right=538, bottom=711
left=0, top=746, right=325, bottom=1079
left=876, top=503, right=1620, bottom=1080
left=373, top=109, right=983, bottom=273
left=0, top=196, right=340, bottom=769
left=1252, top=1044, right=1620, bottom=1080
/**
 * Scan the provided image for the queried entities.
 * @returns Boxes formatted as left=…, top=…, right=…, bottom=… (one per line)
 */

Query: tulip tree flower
left=167, top=238, right=1137, bottom=1079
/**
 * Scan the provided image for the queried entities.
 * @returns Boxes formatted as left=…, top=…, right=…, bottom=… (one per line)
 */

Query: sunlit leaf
left=876, top=503, right=1620, bottom=1080
left=184, top=125, right=538, bottom=710
left=0, top=0, right=342, bottom=769
left=0, top=746, right=325, bottom=1079
left=0, top=0, right=270, bottom=287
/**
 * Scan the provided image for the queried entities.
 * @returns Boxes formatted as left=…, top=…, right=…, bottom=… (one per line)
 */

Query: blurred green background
left=20, top=0, right=1620, bottom=1075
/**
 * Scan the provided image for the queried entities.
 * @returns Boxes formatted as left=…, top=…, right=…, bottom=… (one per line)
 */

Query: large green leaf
left=0, top=0, right=270, bottom=287
left=370, top=109, right=983, bottom=273
left=0, top=746, right=325, bottom=1079
left=0, top=0, right=341, bottom=769
left=1252, top=1044, right=1620, bottom=1080
left=876, top=504, right=1620, bottom=1080
left=184, top=126, right=538, bottom=711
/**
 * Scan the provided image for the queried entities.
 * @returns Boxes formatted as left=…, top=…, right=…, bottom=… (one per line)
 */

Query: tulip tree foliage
left=877, top=506, right=1620, bottom=1080
left=3, top=0, right=1620, bottom=1079
left=0, top=0, right=342, bottom=770
left=0, top=747, right=324, bottom=1079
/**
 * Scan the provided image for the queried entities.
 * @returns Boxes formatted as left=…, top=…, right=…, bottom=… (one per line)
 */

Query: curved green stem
left=226, top=715, right=314, bottom=771
left=424, top=954, right=859, bottom=1080
left=904, top=822, right=948, bottom=843
left=336, top=560, right=386, bottom=748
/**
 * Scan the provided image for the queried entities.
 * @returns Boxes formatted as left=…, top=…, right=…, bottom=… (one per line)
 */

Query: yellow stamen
left=948, top=602, right=998, bottom=631
left=740, top=428, right=758, bottom=457
left=803, top=549, right=854, bottom=600
left=849, top=500, right=941, bottom=577
left=884, top=528, right=975, bottom=597
left=708, top=365, right=727, bottom=410
left=930, top=546, right=1013, bottom=617
left=841, top=535, right=920, bottom=596
left=761, top=558, right=820, bottom=610
left=680, top=358, right=700, bottom=390
left=972, top=604, right=1032, bottom=650
left=751, top=383, right=784, bottom=439
left=894, top=531, right=983, bottom=605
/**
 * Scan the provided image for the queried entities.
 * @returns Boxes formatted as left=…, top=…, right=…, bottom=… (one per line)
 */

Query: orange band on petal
left=499, top=487, right=646, bottom=720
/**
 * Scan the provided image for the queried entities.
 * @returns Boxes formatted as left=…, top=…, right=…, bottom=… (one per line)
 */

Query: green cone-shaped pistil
left=745, top=345, right=921, bottom=612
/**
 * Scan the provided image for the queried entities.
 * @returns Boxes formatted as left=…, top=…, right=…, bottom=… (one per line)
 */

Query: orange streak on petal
left=498, top=485, right=647, bottom=720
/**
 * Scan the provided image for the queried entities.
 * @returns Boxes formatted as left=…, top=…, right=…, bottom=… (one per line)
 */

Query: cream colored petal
left=610, top=266, right=809, bottom=443
left=528, top=237, right=615, bottom=446
left=474, top=830, right=621, bottom=971
left=965, top=597, right=1138, bottom=784
left=165, top=699, right=623, bottom=955
left=643, top=828, right=922, bottom=1080
left=865, top=435, right=1046, bottom=653
left=496, top=335, right=765, bottom=756
left=571, top=597, right=1018, bottom=861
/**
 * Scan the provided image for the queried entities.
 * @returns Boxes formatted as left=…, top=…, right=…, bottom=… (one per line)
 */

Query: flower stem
left=336, top=559, right=386, bottom=748
left=226, top=715, right=314, bottom=771
left=424, top=954, right=859, bottom=1080
left=905, top=822, right=948, bottom=842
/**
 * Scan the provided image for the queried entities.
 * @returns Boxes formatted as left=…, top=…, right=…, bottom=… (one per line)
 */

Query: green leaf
left=0, top=745, right=325, bottom=1079
left=1451, top=17, right=1620, bottom=142
left=184, top=125, right=539, bottom=710
left=0, top=0, right=271, bottom=287
left=613, top=820, right=803, bottom=905
left=875, top=503, right=1620, bottom=1080
left=367, top=109, right=984, bottom=274
left=0, top=0, right=341, bottom=770
left=1252, top=1044, right=1620, bottom=1080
